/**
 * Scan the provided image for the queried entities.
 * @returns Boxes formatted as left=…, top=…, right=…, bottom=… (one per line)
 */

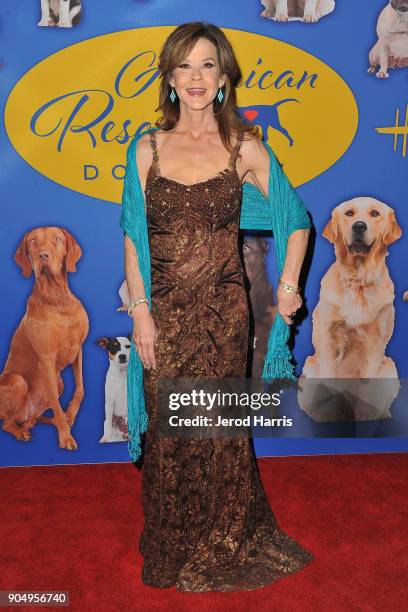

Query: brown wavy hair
left=154, top=21, right=260, bottom=153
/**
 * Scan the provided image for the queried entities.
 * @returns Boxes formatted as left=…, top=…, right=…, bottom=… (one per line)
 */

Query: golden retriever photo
left=298, top=197, right=402, bottom=421
left=0, top=227, right=88, bottom=450
left=260, top=0, right=335, bottom=22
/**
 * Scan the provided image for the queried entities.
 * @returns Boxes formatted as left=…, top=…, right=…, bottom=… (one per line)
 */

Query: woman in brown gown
left=126, top=22, right=314, bottom=592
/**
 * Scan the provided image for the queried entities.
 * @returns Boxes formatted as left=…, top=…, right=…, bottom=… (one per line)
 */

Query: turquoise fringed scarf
left=119, top=127, right=311, bottom=461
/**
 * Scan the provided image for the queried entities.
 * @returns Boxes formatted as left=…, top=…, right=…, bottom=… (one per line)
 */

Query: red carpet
left=1, top=453, right=407, bottom=611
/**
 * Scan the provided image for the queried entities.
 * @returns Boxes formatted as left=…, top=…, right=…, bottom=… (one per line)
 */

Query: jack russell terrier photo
left=260, top=0, right=335, bottom=22
left=96, top=336, right=131, bottom=443
left=368, top=0, right=408, bottom=78
left=38, top=0, right=82, bottom=27
left=96, top=279, right=137, bottom=443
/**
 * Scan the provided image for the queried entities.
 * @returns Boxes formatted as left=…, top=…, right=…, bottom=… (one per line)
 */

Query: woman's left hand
left=276, top=285, right=302, bottom=325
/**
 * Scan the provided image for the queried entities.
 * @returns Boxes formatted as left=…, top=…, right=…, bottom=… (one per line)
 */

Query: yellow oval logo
left=5, top=26, right=358, bottom=203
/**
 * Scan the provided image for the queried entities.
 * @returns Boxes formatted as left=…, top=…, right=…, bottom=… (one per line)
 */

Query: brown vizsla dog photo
left=0, top=227, right=89, bottom=450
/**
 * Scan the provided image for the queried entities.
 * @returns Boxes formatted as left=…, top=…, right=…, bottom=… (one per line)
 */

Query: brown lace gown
left=140, top=130, right=313, bottom=592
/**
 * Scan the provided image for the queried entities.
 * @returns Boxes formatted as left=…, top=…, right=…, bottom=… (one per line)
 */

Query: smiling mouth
left=186, top=88, right=207, bottom=96
left=347, top=240, right=375, bottom=254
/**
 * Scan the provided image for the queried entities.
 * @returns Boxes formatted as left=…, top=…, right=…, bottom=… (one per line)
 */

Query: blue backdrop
left=1, top=0, right=407, bottom=467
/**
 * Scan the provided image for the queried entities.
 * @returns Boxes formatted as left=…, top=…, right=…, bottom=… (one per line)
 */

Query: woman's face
left=169, top=36, right=226, bottom=111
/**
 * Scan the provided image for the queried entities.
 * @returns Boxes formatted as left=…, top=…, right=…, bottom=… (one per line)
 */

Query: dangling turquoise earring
left=169, top=87, right=177, bottom=103
left=217, top=87, right=224, bottom=103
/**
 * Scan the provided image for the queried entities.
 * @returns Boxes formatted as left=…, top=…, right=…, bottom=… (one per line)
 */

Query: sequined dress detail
left=139, top=130, right=313, bottom=592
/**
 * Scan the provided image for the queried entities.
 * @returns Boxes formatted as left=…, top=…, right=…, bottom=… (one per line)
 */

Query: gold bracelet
left=278, top=279, right=300, bottom=294
left=127, top=297, right=148, bottom=316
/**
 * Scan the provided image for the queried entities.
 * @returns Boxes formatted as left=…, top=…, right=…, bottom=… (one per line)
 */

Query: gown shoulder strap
left=149, top=130, right=160, bottom=175
left=228, top=131, right=244, bottom=170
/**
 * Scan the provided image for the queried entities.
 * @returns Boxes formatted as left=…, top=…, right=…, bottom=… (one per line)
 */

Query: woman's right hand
left=131, top=304, right=159, bottom=370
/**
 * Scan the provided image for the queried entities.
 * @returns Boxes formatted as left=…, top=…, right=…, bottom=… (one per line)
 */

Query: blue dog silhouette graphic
left=238, top=99, right=300, bottom=144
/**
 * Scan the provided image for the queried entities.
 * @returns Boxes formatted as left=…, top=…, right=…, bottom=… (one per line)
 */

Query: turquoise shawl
left=119, top=126, right=311, bottom=461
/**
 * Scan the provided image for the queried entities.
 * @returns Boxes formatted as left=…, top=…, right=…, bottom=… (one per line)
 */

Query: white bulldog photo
left=260, top=0, right=335, bottom=22
left=368, top=0, right=408, bottom=78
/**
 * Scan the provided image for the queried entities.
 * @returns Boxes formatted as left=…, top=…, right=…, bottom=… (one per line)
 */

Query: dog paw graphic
left=389, top=56, right=405, bottom=69
left=17, top=427, right=31, bottom=441
left=376, top=68, right=389, bottom=79
left=303, top=12, right=319, bottom=22
left=59, top=432, right=78, bottom=450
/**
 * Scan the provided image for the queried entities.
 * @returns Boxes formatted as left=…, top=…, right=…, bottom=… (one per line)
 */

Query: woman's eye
left=178, top=63, right=215, bottom=69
